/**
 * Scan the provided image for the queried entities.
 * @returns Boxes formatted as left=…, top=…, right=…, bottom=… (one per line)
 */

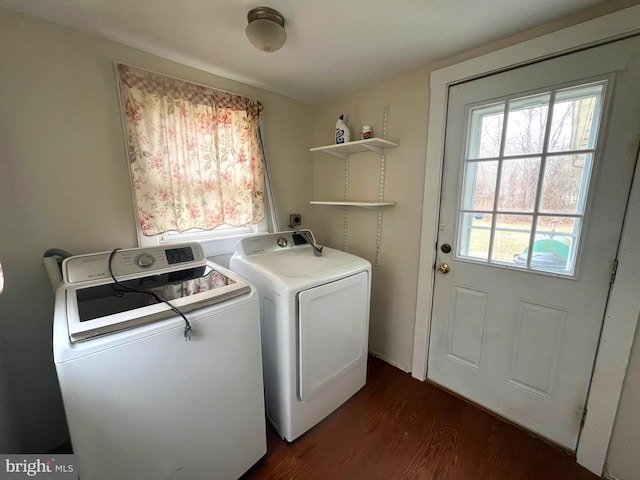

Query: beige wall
left=0, top=7, right=313, bottom=451
left=310, top=71, right=430, bottom=370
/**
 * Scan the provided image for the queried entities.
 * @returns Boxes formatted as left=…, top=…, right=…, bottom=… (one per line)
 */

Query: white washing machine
left=230, top=230, right=371, bottom=442
left=53, top=243, right=266, bottom=480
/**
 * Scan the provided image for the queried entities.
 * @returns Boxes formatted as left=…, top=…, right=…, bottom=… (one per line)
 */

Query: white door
left=428, top=36, right=640, bottom=449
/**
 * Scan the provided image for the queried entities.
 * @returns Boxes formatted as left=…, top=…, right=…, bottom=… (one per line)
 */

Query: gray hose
left=43, top=249, right=73, bottom=258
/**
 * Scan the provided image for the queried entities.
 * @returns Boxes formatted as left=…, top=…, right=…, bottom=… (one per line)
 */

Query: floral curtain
left=116, top=64, right=265, bottom=236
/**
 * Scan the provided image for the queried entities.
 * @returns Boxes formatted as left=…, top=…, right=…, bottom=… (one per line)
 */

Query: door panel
left=428, top=36, right=640, bottom=449
left=448, top=286, right=488, bottom=368
left=507, top=301, right=566, bottom=397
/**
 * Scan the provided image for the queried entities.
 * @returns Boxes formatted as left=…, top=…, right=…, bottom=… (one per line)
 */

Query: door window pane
left=492, top=215, right=533, bottom=265
left=458, top=213, right=492, bottom=260
left=497, top=158, right=541, bottom=212
left=455, top=80, right=604, bottom=276
left=462, top=161, right=498, bottom=210
left=504, top=94, right=550, bottom=156
left=467, top=104, right=504, bottom=159
left=529, top=216, right=581, bottom=274
left=548, top=83, right=605, bottom=152
left=540, top=154, right=592, bottom=214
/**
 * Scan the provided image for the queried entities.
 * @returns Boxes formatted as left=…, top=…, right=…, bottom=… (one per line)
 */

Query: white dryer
left=230, top=230, right=371, bottom=442
left=53, top=243, right=266, bottom=480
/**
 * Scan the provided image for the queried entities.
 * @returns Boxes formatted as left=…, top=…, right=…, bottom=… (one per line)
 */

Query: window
left=457, top=81, right=606, bottom=275
left=116, top=64, right=268, bottom=247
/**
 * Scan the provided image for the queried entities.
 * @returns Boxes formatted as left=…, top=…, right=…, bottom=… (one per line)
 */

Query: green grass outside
left=467, top=221, right=574, bottom=262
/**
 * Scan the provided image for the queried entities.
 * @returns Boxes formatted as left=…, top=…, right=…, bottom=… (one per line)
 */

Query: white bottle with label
left=335, top=115, right=351, bottom=144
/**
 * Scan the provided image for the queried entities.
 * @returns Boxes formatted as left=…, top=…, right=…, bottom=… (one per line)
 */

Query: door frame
left=412, top=5, right=640, bottom=476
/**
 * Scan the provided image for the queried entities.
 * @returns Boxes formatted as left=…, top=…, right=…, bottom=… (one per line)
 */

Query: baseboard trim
left=368, top=350, right=411, bottom=373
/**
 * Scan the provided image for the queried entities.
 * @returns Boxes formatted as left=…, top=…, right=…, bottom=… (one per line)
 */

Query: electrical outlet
left=288, top=213, right=302, bottom=228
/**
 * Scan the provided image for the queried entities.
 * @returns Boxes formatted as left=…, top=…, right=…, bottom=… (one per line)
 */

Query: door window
left=457, top=81, right=606, bottom=274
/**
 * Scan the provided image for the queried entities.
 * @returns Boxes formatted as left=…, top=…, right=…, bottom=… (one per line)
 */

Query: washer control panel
left=63, top=243, right=206, bottom=284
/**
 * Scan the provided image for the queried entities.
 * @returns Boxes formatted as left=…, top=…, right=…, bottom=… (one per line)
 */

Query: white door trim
left=413, top=5, right=640, bottom=476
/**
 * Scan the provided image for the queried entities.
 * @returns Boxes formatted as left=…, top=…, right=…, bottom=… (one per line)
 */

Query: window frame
left=454, top=79, right=608, bottom=277
left=115, top=63, right=277, bottom=257
left=135, top=214, right=272, bottom=258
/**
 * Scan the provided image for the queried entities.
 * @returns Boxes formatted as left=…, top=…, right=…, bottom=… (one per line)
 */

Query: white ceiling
left=0, top=0, right=614, bottom=103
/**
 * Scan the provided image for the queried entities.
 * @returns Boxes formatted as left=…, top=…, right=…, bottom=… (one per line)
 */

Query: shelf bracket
left=375, top=105, right=391, bottom=266
left=343, top=157, right=350, bottom=251
left=323, top=150, right=348, bottom=160
left=361, top=144, right=384, bottom=155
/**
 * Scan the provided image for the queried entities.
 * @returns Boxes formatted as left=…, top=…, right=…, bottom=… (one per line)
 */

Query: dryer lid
left=231, top=244, right=370, bottom=295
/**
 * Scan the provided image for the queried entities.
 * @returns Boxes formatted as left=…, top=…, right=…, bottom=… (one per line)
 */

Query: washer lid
left=230, top=245, right=370, bottom=295
left=64, top=262, right=251, bottom=343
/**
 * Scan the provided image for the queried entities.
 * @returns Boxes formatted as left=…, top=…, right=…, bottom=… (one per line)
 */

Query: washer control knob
left=277, top=237, right=288, bottom=248
left=135, top=252, right=155, bottom=268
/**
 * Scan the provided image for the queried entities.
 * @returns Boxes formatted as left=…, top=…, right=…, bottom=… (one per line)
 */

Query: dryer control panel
left=235, top=230, right=312, bottom=256
left=63, top=243, right=206, bottom=284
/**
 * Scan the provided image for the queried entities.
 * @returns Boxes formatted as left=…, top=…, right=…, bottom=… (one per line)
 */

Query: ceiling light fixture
left=245, top=6, right=287, bottom=53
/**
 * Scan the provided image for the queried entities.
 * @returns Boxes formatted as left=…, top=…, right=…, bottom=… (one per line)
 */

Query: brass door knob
left=437, top=263, right=450, bottom=274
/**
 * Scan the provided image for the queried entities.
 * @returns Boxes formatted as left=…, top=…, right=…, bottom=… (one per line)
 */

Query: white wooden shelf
left=309, top=138, right=398, bottom=159
left=310, top=108, right=395, bottom=263
left=310, top=201, right=396, bottom=208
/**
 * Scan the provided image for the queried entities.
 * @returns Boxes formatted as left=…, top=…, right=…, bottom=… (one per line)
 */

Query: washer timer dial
left=135, top=252, right=155, bottom=268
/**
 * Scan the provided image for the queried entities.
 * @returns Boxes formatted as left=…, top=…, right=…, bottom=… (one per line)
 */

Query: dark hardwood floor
left=242, top=355, right=598, bottom=480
